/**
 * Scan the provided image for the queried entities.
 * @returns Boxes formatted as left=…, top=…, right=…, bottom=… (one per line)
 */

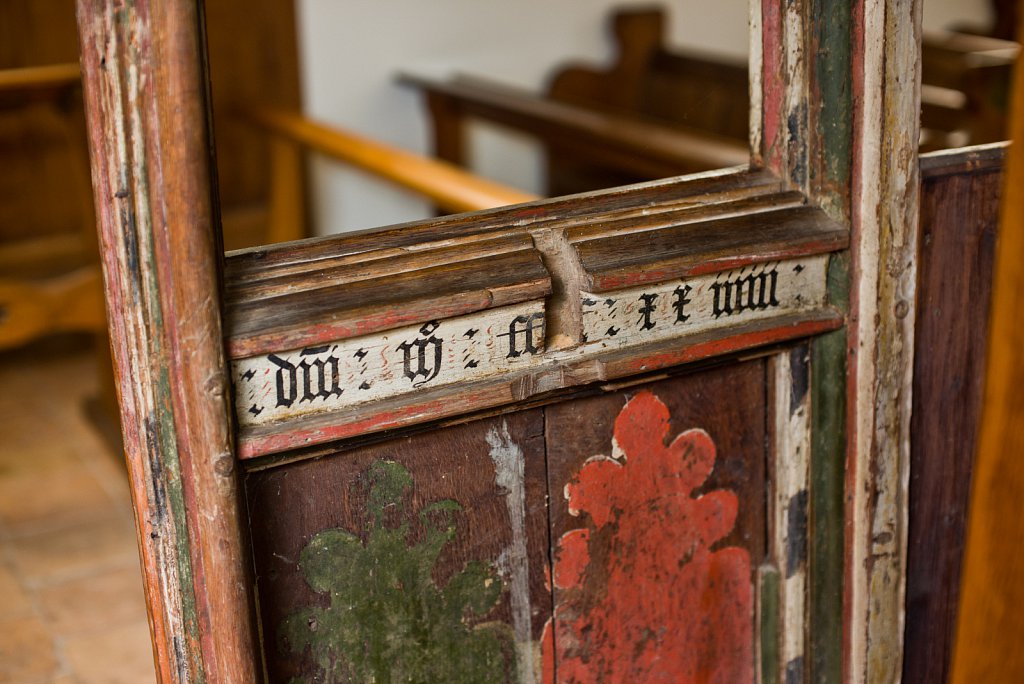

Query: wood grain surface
left=904, top=144, right=1004, bottom=684
left=247, top=361, right=773, bottom=682
left=845, top=2, right=923, bottom=680
left=224, top=162, right=847, bottom=459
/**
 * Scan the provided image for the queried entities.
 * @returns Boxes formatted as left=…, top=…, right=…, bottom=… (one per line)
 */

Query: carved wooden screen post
left=76, top=0, right=920, bottom=682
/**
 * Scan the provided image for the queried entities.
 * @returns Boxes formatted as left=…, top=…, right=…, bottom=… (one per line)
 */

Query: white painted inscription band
left=233, top=255, right=828, bottom=428
left=234, top=303, right=546, bottom=427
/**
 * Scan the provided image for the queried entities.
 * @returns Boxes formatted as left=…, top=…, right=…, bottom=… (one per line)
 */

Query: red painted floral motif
left=542, top=391, right=753, bottom=683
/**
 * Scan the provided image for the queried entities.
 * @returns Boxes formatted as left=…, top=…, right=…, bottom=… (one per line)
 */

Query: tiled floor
left=0, top=342, right=156, bottom=683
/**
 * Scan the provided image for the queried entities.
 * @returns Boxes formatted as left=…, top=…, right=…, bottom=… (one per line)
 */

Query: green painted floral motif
left=280, top=460, right=515, bottom=683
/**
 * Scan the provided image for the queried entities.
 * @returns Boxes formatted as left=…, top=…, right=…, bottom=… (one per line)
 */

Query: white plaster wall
left=924, top=0, right=993, bottom=32
left=297, top=0, right=994, bottom=235
left=296, top=0, right=749, bottom=235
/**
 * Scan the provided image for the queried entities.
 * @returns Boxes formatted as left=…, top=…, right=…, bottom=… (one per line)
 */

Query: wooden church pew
left=0, top=64, right=104, bottom=349
left=406, top=6, right=1017, bottom=195
left=920, top=30, right=1018, bottom=150
left=0, top=0, right=308, bottom=353
left=403, top=7, right=749, bottom=197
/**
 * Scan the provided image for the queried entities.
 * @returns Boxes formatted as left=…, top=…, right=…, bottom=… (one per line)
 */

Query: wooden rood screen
left=76, top=1, right=923, bottom=682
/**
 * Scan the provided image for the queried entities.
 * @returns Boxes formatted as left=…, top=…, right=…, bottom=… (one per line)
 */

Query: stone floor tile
left=1, top=345, right=155, bottom=683
left=0, top=464, right=119, bottom=537
left=0, top=564, right=32, bottom=622
left=37, top=566, right=148, bottom=637
left=0, top=615, right=60, bottom=683
left=64, top=620, right=156, bottom=684
left=9, top=514, right=139, bottom=588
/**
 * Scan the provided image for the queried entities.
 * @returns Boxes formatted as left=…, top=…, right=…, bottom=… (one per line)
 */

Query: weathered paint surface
left=811, top=256, right=849, bottom=683
left=770, top=345, right=812, bottom=683
left=542, top=392, right=753, bottom=683
left=239, top=312, right=841, bottom=459
left=234, top=302, right=546, bottom=427
left=487, top=423, right=539, bottom=684
left=77, top=0, right=261, bottom=680
left=281, top=460, right=516, bottom=682
left=580, top=256, right=827, bottom=350
left=848, top=1, right=921, bottom=680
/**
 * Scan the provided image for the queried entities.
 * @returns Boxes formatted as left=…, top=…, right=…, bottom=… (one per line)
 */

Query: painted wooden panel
left=904, top=146, right=1003, bottom=684
left=246, top=410, right=550, bottom=683
left=543, top=362, right=767, bottom=682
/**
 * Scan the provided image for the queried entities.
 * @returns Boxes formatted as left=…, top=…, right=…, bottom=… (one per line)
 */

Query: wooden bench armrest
left=0, top=63, right=81, bottom=96
left=242, top=107, right=537, bottom=214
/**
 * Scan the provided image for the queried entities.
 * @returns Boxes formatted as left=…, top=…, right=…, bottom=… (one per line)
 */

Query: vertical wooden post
left=76, top=1, right=261, bottom=682
left=847, top=2, right=921, bottom=681
left=757, top=1, right=922, bottom=680
left=425, top=90, right=468, bottom=168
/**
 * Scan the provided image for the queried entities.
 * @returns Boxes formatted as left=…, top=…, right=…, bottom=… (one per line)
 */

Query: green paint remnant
left=810, top=325, right=846, bottom=684
left=759, top=566, right=780, bottom=684
left=813, top=0, right=854, bottom=221
left=281, top=460, right=515, bottom=683
left=807, top=234, right=850, bottom=684
left=826, top=251, right=851, bottom=312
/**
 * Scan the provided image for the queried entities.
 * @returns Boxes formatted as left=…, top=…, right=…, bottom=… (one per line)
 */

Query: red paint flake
left=542, top=391, right=753, bottom=683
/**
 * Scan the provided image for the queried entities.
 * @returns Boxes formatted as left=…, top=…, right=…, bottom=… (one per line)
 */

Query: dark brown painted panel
left=246, top=409, right=550, bottom=682
left=544, top=361, right=767, bottom=681
left=904, top=147, right=1004, bottom=684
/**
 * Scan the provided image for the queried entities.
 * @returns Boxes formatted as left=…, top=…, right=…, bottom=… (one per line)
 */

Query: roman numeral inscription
left=711, top=268, right=780, bottom=318
left=579, top=257, right=827, bottom=350
left=233, top=256, right=828, bottom=429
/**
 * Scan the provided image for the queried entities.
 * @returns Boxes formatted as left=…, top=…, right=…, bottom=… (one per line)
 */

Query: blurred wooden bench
left=920, top=30, right=1018, bottom=151
left=401, top=7, right=749, bottom=197
left=404, top=6, right=1017, bottom=195
left=0, top=0, right=308, bottom=353
left=0, top=81, right=534, bottom=352
left=0, top=64, right=104, bottom=349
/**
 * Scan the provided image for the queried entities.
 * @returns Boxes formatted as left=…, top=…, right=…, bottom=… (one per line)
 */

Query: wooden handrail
left=0, top=63, right=81, bottom=95
left=245, top=107, right=538, bottom=214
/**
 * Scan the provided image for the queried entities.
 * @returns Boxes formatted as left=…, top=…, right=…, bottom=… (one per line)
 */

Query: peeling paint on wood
left=847, top=0, right=922, bottom=680
left=280, top=460, right=516, bottom=682
left=246, top=410, right=550, bottom=682
left=76, top=0, right=260, bottom=680
left=769, top=346, right=811, bottom=683
left=580, top=256, right=827, bottom=350
left=543, top=392, right=753, bottom=682
left=487, top=422, right=538, bottom=684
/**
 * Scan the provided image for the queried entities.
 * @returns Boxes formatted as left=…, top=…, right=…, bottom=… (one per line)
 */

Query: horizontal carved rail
left=226, top=168, right=849, bottom=459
